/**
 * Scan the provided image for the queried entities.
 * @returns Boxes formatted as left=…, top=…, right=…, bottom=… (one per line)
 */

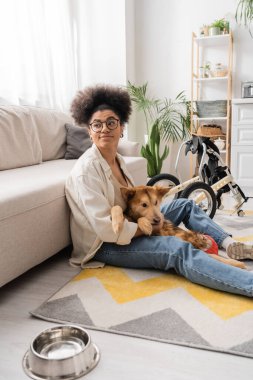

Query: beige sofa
left=0, top=105, right=147, bottom=287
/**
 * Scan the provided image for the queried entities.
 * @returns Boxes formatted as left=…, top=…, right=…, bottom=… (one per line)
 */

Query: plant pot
left=209, top=27, right=221, bottom=36
left=199, top=68, right=210, bottom=78
left=214, top=138, right=225, bottom=151
left=199, top=68, right=205, bottom=78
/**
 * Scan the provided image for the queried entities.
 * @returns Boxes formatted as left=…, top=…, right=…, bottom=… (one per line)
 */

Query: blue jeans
left=95, top=199, right=253, bottom=297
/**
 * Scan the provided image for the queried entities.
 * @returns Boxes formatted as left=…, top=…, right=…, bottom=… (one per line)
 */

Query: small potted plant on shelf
left=199, top=62, right=211, bottom=78
left=127, top=82, right=190, bottom=178
left=209, top=18, right=229, bottom=35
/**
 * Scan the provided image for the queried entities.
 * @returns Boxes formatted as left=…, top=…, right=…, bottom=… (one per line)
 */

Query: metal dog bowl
left=23, top=325, right=100, bottom=380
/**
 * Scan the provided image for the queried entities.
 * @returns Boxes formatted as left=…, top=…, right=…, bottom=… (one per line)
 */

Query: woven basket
left=211, top=69, right=228, bottom=77
left=196, top=100, right=227, bottom=118
left=196, top=125, right=224, bottom=137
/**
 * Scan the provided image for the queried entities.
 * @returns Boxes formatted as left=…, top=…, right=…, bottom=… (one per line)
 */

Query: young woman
left=65, top=84, right=253, bottom=297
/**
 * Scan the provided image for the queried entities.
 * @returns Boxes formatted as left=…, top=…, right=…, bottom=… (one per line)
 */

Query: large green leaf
left=127, top=81, right=191, bottom=176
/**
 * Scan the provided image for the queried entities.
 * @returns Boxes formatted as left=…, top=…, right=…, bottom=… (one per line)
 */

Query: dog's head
left=120, top=185, right=170, bottom=229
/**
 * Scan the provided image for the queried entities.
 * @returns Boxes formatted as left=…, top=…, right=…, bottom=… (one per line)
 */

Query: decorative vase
left=203, top=26, right=209, bottom=36
left=211, top=63, right=228, bottom=78
left=214, top=138, right=225, bottom=151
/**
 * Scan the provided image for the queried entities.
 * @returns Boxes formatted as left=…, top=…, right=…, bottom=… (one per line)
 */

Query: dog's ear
left=155, top=186, right=171, bottom=199
left=120, top=187, right=136, bottom=202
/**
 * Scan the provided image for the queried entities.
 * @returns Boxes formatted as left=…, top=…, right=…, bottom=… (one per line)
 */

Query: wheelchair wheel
left=180, top=182, right=217, bottom=219
left=147, top=173, right=181, bottom=201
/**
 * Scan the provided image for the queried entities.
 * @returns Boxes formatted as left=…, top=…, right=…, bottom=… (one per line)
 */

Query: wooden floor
left=1, top=193, right=253, bottom=380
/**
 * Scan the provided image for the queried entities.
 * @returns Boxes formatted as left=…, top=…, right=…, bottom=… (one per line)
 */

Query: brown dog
left=111, top=185, right=245, bottom=269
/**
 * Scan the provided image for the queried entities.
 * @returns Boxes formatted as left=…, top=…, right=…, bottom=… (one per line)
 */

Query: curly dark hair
left=70, top=84, right=132, bottom=125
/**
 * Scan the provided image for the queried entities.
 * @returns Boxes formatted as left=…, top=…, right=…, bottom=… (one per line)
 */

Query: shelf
left=194, top=76, right=228, bottom=82
left=194, top=34, right=231, bottom=47
left=193, top=116, right=227, bottom=121
left=191, top=31, right=233, bottom=169
left=232, top=98, right=253, bottom=104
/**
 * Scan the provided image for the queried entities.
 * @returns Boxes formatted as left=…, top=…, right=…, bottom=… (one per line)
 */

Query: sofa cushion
left=117, top=139, right=141, bottom=157
left=29, top=106, right=73, bottom=161
left=65, top=123, right=92, bottom=159
left=63, top=124, right=141, bottom=160
left=121, top=156, right=147, bottom=185
left=0, top=159, right=76, bottom=221
left=0, top=106, right=42, bottom=170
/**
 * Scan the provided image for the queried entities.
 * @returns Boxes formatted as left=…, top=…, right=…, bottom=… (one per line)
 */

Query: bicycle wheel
left=147, top=173, right=181, bottom=201
left=180, top=181, right=217, bottom=219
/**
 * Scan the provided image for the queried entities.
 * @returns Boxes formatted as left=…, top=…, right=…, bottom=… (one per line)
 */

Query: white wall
left=73, top=0, right=136, bottom=139
left=74, top=0, right=127, bottom=87
left=130, top=0, right=253, bottom=180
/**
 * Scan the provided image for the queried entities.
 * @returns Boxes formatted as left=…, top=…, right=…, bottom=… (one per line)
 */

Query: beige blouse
left=111, top=174, right=132, bottom=210
left=65, top=144, right=136, bottom=268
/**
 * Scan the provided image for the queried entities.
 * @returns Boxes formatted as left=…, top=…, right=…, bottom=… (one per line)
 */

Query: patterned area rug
left=31, top=210, right=253, bottom=358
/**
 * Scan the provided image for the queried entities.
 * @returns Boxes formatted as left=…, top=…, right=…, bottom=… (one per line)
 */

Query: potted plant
left=127, top=82, right=190, bottom=178
left=235, top=0, right=253, bottom=37
left=199, top=61, right=211, bottom=78
left=209, top=18, right=228, bottom=35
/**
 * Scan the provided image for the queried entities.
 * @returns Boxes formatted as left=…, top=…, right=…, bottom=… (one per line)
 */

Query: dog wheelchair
left=147, top=135, right=249, bottom=218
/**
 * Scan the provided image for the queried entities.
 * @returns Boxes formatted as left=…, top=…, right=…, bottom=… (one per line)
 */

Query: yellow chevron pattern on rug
left=73, top=266, right=253, bottom=320
left=31, top=209, right=253, bottom=358
left=235, top=234, right=253, bottom=242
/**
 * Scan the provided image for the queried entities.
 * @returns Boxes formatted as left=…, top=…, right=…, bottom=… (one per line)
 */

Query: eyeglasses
left=89, top=117, right=119, bottom=133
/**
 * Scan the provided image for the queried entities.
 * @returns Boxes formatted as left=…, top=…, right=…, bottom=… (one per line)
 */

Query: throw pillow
left=30, top=107, right=73, bottom=161
left=0, top=105, right=42, bottom=170
left=65, top=123, right=92, bottom=159
left=117, top=139, right=140, bottom=156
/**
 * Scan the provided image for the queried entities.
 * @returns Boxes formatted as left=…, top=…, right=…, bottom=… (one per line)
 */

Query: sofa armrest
left=117, top=139, right=141, bottom=157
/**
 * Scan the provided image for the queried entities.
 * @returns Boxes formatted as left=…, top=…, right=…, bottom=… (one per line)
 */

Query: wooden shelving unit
left=190, top=32, right=233, bottom=171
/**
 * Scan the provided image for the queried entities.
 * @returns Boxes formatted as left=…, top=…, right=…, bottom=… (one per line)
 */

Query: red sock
left=203, top=235, right=218, bottom=255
